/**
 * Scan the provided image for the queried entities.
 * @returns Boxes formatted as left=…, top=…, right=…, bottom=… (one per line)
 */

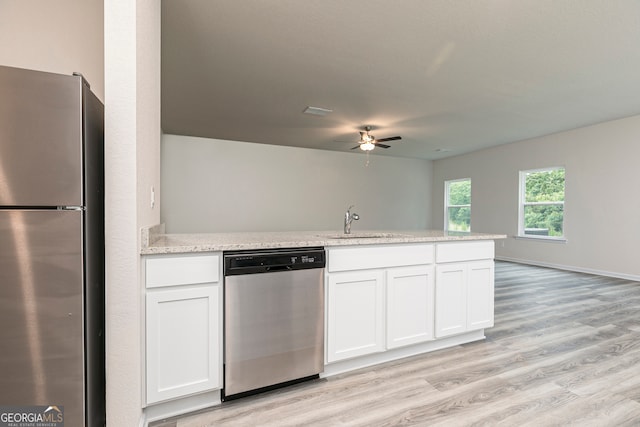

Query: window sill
left=515, top=235, right=567, bottom=243
left=444, top=230, right=471, bottom=236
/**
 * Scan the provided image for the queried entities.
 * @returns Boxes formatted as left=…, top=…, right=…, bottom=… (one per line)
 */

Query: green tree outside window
left=445, top=179, right=471, bottom=232
left=521, top=168, right=565, bottom=237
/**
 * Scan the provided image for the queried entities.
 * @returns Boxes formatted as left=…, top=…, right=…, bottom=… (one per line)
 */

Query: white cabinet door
left=327, top=270, right=385, bottom=363
left=435, top=261, right=495, bottom=338
left=146, top=284, right=221, bottom=404
left=467, top=260, right=494, bottom=330
left=435, top=263, right=467, bottom=338
left=386, top=265, right=434, bottom=349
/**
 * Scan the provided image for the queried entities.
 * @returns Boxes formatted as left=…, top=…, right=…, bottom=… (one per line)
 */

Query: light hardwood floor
left=151, top=261, right=640, bottom=426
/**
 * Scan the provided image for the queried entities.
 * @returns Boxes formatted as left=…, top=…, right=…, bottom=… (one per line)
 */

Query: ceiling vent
left=303, top=106, right=333, bottom=116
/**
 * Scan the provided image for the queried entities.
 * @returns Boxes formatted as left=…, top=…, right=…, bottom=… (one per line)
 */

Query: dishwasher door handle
left=265, top=265, right=293, bottom=272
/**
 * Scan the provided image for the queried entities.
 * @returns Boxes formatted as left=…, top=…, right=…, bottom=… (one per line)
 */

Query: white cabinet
left=145, top=253, right=222, bottom=405
left=434, top=263, right=468, bottom=337
left=326, top=269, right=385, bottom=363
left=466, top=260, right=495, bottom=330
left=434, top=242, right=494, bottom=338
left=146, top=285, right=220, bottom=403
left=326, top=244, right=435, bottom=363
left=386, top=266, right=434, bottom=349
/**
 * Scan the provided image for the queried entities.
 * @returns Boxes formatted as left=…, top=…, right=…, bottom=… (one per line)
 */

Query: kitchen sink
left=320, top=232, right=409, bottom=240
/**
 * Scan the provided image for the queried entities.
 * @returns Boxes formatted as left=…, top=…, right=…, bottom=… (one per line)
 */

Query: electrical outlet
left=150, top=185, right=155, bottom=209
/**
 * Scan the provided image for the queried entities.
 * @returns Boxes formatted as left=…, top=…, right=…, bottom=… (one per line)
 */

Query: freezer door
left=0, top=66, right=83, bottom=206
left=0, top=210, right=85, bottom=426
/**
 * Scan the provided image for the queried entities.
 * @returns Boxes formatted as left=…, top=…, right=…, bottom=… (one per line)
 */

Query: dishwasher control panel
left=224, top=247, right=325, bottom=275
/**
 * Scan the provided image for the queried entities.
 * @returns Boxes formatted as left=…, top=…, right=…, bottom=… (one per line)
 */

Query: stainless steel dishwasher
left=223, top=247, right=325, bottom=400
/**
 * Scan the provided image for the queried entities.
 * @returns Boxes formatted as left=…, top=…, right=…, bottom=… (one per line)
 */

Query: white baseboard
left=143, top=390, right=221, bottom=425
left=496, top=256, right=640, bottom=282
left=321, top=329, right=486, bottom=378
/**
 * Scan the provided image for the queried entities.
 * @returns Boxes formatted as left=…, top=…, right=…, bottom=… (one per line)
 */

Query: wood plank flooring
left=150, top=261, right=640, bottom=426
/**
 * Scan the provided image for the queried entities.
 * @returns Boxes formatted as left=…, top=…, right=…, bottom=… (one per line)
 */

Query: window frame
left=444, top=178, right=471, bottom=232
left=518, top=166, right=565, bottom=241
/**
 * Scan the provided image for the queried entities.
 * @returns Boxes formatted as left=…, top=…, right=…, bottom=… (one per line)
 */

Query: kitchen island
left=140, top=225, right=506, bottom=423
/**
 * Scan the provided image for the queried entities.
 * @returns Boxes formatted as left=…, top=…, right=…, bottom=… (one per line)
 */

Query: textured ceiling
left=161, top=1, right=640, bottom=160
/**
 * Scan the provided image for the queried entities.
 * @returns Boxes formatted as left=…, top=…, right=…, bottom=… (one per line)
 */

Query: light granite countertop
left=141, top=224, right=507, bottom=255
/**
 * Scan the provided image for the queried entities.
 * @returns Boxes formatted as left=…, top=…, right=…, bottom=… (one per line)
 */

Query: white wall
left=105, top=0, right=160, bottom=426
left=162, top=134, right=433, bottom=233
left=432, top=114, right=640, bottom=280
left=0, top=0, right=104, bottom=101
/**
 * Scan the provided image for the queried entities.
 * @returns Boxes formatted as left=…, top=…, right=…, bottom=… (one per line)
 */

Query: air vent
left=303, top=106, right=333, bottom=116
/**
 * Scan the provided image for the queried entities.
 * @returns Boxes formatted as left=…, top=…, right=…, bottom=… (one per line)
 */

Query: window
left=519, top=167, right=565, bottom=239
left=445, top=178, right=471, bottom=232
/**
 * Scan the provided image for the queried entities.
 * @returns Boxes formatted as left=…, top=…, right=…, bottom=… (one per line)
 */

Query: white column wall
left=105, top=0, right=160, bottom=426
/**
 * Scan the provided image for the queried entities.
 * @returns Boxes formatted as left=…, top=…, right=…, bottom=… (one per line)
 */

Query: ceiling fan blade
left=375, top=136, right=402, bottom=143
left=375, top=143, right=391, bottom=149
left=350, top=145, right=361, bottom=150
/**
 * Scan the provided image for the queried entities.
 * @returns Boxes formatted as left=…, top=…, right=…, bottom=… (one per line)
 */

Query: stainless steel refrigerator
left=0, top=66, right=105, bottom=426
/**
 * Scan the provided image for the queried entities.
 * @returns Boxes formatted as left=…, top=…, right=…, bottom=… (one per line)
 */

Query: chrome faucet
left=344, top=205, right=360, bottom=234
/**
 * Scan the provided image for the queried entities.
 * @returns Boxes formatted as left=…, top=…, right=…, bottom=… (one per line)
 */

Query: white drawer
left=328, top=244, right=434, bottom=272
left=435, top=241, right=494, bottom=263
left=146, top=253, right=220, bottom=288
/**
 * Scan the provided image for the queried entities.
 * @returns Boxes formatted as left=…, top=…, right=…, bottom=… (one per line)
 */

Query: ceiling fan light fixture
left=360, top=141, right=375, bottom=151
left=360, top=129, right=374, bottom=143
left=350, top=125, right=400, bottom=152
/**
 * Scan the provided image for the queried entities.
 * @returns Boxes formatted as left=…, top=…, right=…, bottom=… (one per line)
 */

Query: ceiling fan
left=351, top=126, right=402, bottom=151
